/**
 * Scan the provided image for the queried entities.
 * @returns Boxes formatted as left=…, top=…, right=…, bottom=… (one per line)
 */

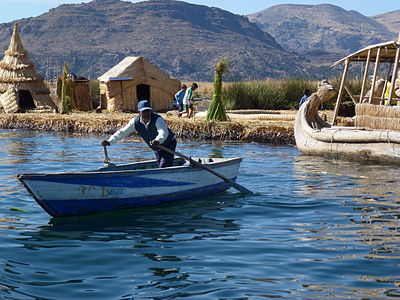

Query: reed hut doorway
left=18, top=90, right=36, bottom=110
left=137, top=84, right=150, bottom=101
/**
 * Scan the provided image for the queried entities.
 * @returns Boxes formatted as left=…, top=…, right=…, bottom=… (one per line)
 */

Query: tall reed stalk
left=206, top=59, right=229, bottom=121
left=59, top=64, right=75, bottom=114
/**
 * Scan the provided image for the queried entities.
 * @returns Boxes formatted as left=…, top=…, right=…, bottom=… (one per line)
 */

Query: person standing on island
left=395, top=70, right=400, bottom=99
left=179, top=82, right=198, bottom=118
left=101, top=100, right=177, bottom=168
left=299, top=89, right=311, bottom=108
left=384, top=75, right=398, bottom=106
left=174, top=84, right=187, bottom=115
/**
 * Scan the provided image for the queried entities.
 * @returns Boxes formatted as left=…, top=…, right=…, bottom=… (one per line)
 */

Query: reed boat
left=295, top=34, right=400, bottom=163
left=17, top=157, right=242, bottom=217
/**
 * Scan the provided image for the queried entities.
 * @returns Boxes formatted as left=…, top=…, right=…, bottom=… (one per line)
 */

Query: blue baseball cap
left=137, top=100, right=152, bottom=112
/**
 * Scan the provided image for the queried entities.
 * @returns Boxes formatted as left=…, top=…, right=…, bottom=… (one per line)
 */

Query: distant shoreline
left=0, top=112, right=295, bottom=145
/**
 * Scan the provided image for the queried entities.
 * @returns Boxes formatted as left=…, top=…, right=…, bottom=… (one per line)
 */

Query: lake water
left=1, top=129, right=400, bottom=299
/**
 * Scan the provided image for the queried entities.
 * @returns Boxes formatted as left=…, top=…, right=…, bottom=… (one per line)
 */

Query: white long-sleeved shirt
left=107, top=115, right=170, bottom=145
left=183, top=88, right=193, bottom=105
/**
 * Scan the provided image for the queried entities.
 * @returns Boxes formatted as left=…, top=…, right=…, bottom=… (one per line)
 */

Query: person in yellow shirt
left=395, top=70, right=400, bottom=98
left=384, top=75, right=397, bottom=105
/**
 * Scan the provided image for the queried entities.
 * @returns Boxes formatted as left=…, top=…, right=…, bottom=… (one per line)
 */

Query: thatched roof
left=98, top=56, right=178, bottom=88
left=0, top=24, right=57, bottom=110
left=332, top=34, right=400, bottom=66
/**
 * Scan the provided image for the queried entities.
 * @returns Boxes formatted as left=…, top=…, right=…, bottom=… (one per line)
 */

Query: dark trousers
left=154, top=139, right=177, bottom=168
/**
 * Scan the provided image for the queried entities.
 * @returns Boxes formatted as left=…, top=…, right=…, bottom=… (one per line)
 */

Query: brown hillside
left=248, top=4, right=395, bottom=54
left=373, top=10, right=400, bottom=34
left=0, top=0, right=305, bottom=81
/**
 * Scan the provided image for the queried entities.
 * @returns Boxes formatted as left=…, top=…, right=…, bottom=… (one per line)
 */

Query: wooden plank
left=332, top=59, right=349, bottom=125
left=387, top=46, right=400, bottom=105
left=360, top=49, right=371, bottom=101
left=344, top=85, right=358, bottom=104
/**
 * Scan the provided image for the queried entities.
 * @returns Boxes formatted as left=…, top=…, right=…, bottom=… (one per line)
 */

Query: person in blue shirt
left=174, top=84, right=187, bottom=113
left=101, top=100, right=177, bottom=168
left=299, top=89, right=311, bottom=108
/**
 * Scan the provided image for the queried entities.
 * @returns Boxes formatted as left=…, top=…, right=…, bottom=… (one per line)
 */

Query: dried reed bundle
left=355, top=103, right=400, bottom=131
left=356, top=115, right=400, bottom=132
left=356, top=103, right=400, bottom=119
left=0, top=89, right=18, bottom=113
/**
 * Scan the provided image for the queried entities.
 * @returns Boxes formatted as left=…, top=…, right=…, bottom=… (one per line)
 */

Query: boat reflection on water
left=293, top=154, right=400, bottom=204
left=293, top=155, right=400, bottom=298
left=19, top=194, right=241, bottom=244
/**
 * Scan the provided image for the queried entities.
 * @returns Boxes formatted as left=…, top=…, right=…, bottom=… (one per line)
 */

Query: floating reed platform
left=0, top=112, right=295, bottom=145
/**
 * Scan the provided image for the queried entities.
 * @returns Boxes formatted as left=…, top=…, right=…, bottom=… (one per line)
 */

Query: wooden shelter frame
left=331, top=34, right=400, bottom=125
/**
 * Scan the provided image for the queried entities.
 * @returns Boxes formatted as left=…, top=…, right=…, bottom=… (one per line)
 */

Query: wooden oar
left=156, top=144, right=253, bottom=194
left=103, top=145, right=115, bottom=167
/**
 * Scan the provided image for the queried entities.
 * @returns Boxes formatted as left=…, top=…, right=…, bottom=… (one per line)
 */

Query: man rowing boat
left=101, top=100, right=177, bottom=168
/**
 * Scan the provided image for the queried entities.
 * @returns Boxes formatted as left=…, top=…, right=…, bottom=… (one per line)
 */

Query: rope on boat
left=386, top=130, right=400, bottom=157
left=330, top=129, right=340, bottom=153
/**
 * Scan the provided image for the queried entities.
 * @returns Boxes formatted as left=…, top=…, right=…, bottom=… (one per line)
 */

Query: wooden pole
left=369, top=47, right=381, bottom=104
left=388, top=46, right=400, bottom=105
left=332, top=59, right=349, bottom=126
left=344, top=85, right=358, bottom=104
left=360, top=49, right=371, bottom=101
left=156, top=145, right=254, bottom=195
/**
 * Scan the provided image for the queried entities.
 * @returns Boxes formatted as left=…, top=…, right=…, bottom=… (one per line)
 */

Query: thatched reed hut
left=0, top=24, right=57, bottom=113
left=98, top=56, right=180, bottom=112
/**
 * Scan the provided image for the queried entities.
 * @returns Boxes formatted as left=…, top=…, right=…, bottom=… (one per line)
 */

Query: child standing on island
left=179, top=83, right=198, bottom=118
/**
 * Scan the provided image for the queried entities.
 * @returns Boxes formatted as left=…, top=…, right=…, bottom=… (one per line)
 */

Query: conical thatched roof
left=0, top=24, right=57, bottom=112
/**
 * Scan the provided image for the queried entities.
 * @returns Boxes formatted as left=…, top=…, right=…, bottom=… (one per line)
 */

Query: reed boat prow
left=295, top=33, right=400, bottom=162
left=295, top=60, right=400, bottom=163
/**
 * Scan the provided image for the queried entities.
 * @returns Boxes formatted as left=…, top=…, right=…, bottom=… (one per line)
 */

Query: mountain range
left=0, top=0, right=398, bottom=81
left=247, top=4, right=397, bottom=55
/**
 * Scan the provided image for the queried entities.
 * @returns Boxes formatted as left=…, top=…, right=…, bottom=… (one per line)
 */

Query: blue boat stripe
left=40, top=181, right=233, bottom=217
left=38, top=176, right=193, bottom=188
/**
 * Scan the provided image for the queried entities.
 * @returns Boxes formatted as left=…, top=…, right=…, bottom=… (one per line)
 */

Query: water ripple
left=1, top=131, right=400, bottom=299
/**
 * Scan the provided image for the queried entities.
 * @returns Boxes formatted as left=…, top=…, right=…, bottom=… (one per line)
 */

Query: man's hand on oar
left=101, top=140, right=114, bottom=167
left=149, top=140, right=160, bottom=147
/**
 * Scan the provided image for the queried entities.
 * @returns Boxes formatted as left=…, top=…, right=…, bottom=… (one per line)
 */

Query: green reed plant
left=206, top=59, right=229, bottom=121
left=222, top=79, right=316, bottom=110
left=59, top=64, right=75, bottom=114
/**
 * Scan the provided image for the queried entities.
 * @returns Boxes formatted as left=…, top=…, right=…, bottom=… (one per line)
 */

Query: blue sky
left=0, top=0, right=398, bottom=23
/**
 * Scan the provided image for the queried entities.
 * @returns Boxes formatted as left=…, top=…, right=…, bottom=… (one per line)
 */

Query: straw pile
left=355, top=103, right=400, bottom=131
left=0, top=112, right=295, bottom=144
